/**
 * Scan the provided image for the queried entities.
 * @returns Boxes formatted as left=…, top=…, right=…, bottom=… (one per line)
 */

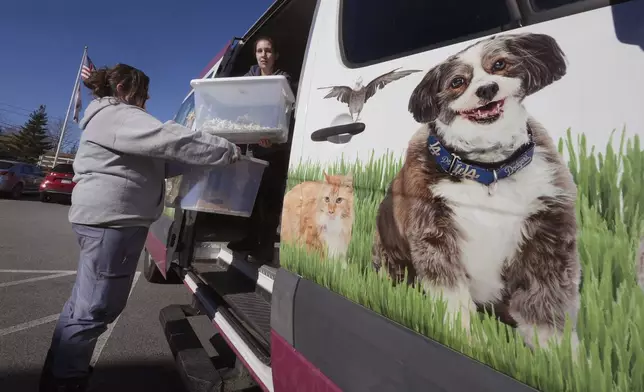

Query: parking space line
left=0, top=269, right=77, bottom=274
left=0, top=272, right=77, bottom=289
left=90, top=271, right=141, bottom=367
left=0, top=314, right=60, bottom=338
left=0, top=270, right=141, bottom=366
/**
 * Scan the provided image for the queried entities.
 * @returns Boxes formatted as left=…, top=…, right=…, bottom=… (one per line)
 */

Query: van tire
left=143, top=250, right=179, bottom=284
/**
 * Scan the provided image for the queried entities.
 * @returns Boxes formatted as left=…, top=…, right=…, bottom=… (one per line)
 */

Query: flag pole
left=53, top=46, right=87, bottom=168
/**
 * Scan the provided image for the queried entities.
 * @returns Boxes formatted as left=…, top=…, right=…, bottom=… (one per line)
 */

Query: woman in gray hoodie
left=39, top=63, right=241, bottom=392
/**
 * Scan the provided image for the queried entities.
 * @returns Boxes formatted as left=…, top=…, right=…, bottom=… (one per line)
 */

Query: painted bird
left=318, top=68, right=422, bottom=122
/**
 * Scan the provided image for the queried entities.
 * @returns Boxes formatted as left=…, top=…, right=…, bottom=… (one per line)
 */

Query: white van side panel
left=291, top=1, right=643, bottom=167
left=281, top=1, right=643, bottom=390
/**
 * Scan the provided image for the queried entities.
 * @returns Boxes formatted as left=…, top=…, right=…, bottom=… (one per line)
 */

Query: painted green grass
left=281, top=129, right=644, bottom=392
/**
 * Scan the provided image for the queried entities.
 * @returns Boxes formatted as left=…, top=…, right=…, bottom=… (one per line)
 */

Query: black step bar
left=172, top=266, right=275, bottom=391
left=160, top=304, right=223, bottom=392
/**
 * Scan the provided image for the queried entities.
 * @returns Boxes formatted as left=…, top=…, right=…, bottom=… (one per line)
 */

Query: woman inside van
left=39, top=63, right=241, bottom=392
left=226, top=36, right=294, bottom=264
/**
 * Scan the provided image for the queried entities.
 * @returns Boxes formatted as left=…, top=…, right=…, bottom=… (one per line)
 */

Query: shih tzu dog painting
left=373, top=33, right=582, bottom=354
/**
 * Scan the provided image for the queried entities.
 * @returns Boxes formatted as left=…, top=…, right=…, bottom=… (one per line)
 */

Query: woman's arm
left=107, top=106, right=240, bottom=166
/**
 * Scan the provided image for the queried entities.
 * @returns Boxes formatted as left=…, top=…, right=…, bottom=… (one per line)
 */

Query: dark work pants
left=246, top=148, right=289, bottom=249
left=47, top=224, right=148, bottom=378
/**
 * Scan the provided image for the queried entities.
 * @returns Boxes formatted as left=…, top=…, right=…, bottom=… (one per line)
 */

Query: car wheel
left=11, top=183, right=23, bottom=199
left=143, top=249, right=179, bottom=284
left=40, top=192, right=51, bottom=203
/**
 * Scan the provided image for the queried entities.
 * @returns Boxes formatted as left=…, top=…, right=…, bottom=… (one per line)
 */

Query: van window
left=530, top=0, right=585, bottom=11
left=341, top=0, right=513, bottom=66
left=174, top=93, right=196, bottom=127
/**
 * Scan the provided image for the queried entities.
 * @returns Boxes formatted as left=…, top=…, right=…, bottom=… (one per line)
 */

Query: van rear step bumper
left=168, top=267, right=275, bottom=392
left=159, top=303, right=262, bottom=392
left=159, top=304, right=223, bottom=392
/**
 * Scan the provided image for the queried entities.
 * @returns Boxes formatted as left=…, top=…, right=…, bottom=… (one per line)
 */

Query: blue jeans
left=48, top=224, right=148, bottom=378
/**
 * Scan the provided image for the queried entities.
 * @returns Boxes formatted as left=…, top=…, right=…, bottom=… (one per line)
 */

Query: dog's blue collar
left=427, top=131, right=535, bottom=186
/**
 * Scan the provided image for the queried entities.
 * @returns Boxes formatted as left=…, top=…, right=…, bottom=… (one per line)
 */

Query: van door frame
left=174, top=37, right=249, bottom=270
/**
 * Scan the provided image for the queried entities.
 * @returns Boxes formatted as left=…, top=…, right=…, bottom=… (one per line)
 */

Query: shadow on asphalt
left=0, top=193, right=71, bottom=205
left=0, top=359, right=187, bottom=392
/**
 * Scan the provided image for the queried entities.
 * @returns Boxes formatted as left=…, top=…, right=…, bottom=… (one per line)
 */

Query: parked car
left=39, top=163, right=76, bottom=202
left=0, top=160, right=45, bottom=199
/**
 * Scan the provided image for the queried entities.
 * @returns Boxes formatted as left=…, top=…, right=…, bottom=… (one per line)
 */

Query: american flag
left=73, top=54, right=95, bottom=123
left=80, top=55, right=95, bottom=81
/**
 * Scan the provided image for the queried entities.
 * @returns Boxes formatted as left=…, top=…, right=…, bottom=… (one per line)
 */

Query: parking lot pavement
left=0, top=196, right=192, bottom=391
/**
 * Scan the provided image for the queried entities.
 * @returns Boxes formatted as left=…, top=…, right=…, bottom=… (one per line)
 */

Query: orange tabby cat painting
left=281, top=172, right=354, bottom=262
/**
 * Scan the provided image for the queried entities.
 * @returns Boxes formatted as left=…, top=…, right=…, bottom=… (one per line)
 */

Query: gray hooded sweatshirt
left=69, top=97, right=239, bottom=228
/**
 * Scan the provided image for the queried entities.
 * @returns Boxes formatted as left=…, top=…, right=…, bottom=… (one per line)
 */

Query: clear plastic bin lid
left=190, top=75, right=295, bottom=105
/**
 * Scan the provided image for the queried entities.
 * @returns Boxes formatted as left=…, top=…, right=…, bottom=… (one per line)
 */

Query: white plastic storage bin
left=190, top=75, right=295, bottom=145
left=177, top=156, right=269, bottom=217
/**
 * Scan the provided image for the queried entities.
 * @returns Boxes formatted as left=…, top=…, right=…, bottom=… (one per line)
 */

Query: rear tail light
left=0, top=171, right=13, bottom=177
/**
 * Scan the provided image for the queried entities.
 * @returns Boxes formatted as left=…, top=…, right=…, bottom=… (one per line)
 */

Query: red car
left=39, top=163, right=76, bottom=202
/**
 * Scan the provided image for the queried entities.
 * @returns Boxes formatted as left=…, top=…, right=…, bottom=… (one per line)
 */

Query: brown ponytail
left=83, top=67, right=111, bottom=98
left=83, top=63, right=150, bottom=108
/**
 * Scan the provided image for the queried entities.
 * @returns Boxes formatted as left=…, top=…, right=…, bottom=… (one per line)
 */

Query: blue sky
left=0, top=0, right=273, bottom=149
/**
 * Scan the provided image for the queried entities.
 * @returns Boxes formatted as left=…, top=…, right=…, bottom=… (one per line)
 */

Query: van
left=145, top=0, right=644, bottom=391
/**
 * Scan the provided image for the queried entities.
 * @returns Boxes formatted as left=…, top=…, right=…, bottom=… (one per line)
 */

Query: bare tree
left=0, top=125, right=12, bottom=158
left=47, top=119, right=77, bottom=154
left=0, top=116, right=22, bottom=159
